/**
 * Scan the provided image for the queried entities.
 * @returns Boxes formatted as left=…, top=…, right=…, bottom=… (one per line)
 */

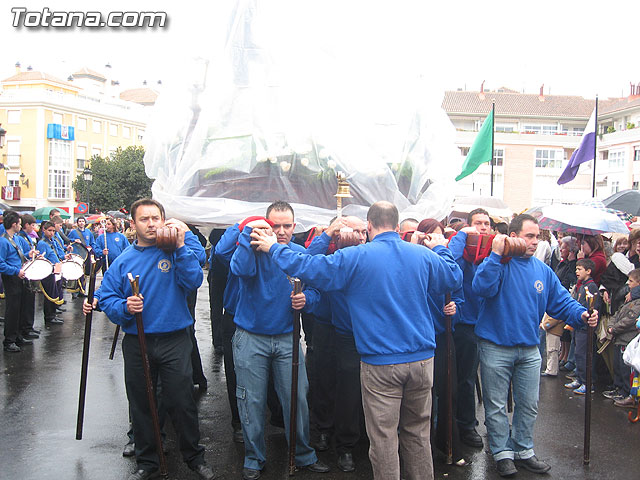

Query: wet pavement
left=2, top=276, right=640, bottom=479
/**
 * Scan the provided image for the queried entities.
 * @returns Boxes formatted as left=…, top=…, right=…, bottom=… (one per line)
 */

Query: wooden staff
left=75, top=255, right=97, bottom=440
left=105, top=230, right=120, bottom=360
left=444, top=293, right=453, bottom=465
left=288, top=278, right=303, bottom=476
left=128, top=273, right=168, bottom=478
left=584, top=291, right=595, bottom=465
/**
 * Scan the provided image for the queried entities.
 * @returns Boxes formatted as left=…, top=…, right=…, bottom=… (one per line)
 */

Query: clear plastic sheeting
left=145, top=0, right=462, bottom=231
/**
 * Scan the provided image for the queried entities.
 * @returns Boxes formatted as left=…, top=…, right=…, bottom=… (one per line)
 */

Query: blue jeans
left=478, top=339, right=541, bottom=461
left=232, top=327, right=317, bottom=470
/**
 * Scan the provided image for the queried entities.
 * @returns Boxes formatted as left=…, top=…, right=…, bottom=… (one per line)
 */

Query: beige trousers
left=360, top=358, right=434, bottom=480
left=545, top=332, right=561, bottom=375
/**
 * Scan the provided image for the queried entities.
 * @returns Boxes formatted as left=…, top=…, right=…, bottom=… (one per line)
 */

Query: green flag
left=455, top=109, right=494, bottom=181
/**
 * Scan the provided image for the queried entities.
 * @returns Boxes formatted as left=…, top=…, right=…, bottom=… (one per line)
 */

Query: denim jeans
left=478, top=339, right=541, bottom=461
left=232, top=327, right=317, bottom=470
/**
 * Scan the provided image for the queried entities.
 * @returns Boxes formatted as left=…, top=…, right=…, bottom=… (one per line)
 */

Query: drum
left=23, top=258, right=54, bottom=292
left=156, top=226, right=178, bottom=253
left=70, top=242, right=90, bottom=261
left=464, top=233, right=527, bottom=264
left=61, top=254, right=85, bottom=281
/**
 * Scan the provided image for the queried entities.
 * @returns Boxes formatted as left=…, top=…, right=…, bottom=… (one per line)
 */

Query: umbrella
left=602, top=189, right=640, bottom=217
left=451, top=196, right=513, bottom=219
left=32, top=206, right=71, bottom=221
left=580, top=199, right=634, bottom=223
left=525, top=204, right=630, bottom=235
left=106, top=210, right=126, bottom=219
left=86, top=214, right=107, bottom=224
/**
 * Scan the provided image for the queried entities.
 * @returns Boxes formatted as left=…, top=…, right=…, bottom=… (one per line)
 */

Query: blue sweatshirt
left=473, top=252, right=587, bottom=347
left=95, top=231, right=129, bottom=265
left=214, top=224, right=241, bottom=314
left=269, top=230, right=463, bottom=365
left=0, top=233, right=30, bottom=276
left=97, top=239, right=204, bottom=334
left=68, top=228, right=96, bottom=250
left=230, top=226, right=320, bottom=335
left=52, top=232, right=67, bottom=259
left=447, top=231, right=480, bottom=326
left=431, top=288, right=465, bottom=336
left=37, top=237, right=63, bottom=264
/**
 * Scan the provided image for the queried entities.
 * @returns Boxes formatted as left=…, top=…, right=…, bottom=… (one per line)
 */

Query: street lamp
left=83, top=167, right=92, bottom=213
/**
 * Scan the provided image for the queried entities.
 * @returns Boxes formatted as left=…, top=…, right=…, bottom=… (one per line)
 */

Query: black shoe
left=315, top=433, right=330, bottom=451
left=460, top=428, right=483, bottom=448
left=514, top=455, right=551, bottom=474
left=233, top=425, right=244, bottom=443
left=191, top=463, right=217, bottom=480
left=16, top=337, right=33, bottom=346
left=496, top=459, right=517, bottom=477
left=337, top=453, right=355, bottom=472
left=303, top=461, right=330, bottom=473
left=56, top=307, right=66, bottom=312
left=3, top=343, right=21, bottom=353
left=126, top=469, right=159, bottom=480
left=72, top=292, right=79, bottom=299
left=46, top=317, right=64, bottom=324
left=195, top=378, right=208, bottom=391
left=22, top=331, right=40, bottom=339
left=242, top=467, right=261, bottom=480
left=29, top=327, right=41, bottom=335
left=122, top=442, right=135, bottom=457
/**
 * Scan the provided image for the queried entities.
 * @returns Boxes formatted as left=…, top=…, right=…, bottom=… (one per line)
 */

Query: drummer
left=67, top=216, right=95, bottom=298
left=95, top=217, right=129, bottom=274
left=0, top=211, right=37, bottom=352
left=36, top=221, right=65, bottom=325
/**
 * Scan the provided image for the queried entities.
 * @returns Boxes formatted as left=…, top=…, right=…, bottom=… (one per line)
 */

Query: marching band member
left=37, top=221, right=65, bottom=325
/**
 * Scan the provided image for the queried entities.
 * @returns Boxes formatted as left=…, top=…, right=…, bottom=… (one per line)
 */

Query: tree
left=73, top=146, right=154, bottom=213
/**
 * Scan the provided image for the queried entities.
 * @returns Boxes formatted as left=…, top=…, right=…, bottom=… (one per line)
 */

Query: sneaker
left=603, top=388, right=621, bottom=399
left=564, top=380, right=581, bottom=389
left=565, top=371, right=577, bottom=380
left=573, top=384, right=594, bottom=395
left=541, top=371, right=557, bottom=377
left=614, top=396, right=636, bottom=408
left=611, top=393, right=627, bottom=402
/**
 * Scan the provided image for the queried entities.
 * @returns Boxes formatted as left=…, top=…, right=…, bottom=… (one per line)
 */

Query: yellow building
left=0, top=63, right=150, bottom=216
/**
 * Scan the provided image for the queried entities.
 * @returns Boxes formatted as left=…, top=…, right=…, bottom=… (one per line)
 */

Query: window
left=633, top=181, right=639, bottom=190
left=137, top=130, right=145, bottom=141
left=109, top=123, right=118, bottom=136
left=77, top=145, right=86, bottom=170
left=93, top=120, right=102, bottom=133
left=77, top=117, right=87, bottom=131
left=535, top=149, right=563, bottom=168
left=608, top=150, right=625, bottom=169
left=123, top=126, right=131, bottom=139
left=7, top=173, right=19, bottom=187
left=5, top=140, right=21, bottom=167
left=493, top=148, right=504, bottom=166
left=495, top=125, right=514, bottom=133
left=48, top=139, right=72, bottom=199
left=53, top=112, right=63, bottom=124
left=91, top=147, right=102, bottom=158
left=635, top=148, right=640, bottom=162
left=7, top=110, right=21, bottom=124
left=611, top=181, right=620, bottom=194
left=459, top=147, right=470, bottom=156
left=524, top=125, right=542, bottom=134
left=542, top=125, right=558, bottom=135
left=573, top=127, right=585, bottom=136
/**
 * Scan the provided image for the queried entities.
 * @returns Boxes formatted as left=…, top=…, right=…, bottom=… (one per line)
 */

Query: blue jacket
left=230, top=226, right=320, bottom=335
left=37, top=237, right=63, bottom=264
left=447, top=231, right=480, bottom=326
left=97, top=239, right=204, bottom=334
left=68, top=228, right=95, bottom=250
left=95, top=232, right=129, bottom=265
left=269, top=230, right=463, bottom=365
left=0, top=233, right=30, bottom=276
left=473, top=252, right=587, bottom=347
left=214, top=224, right=241, bottom=314
left=52, top=232, right=67, bottom=259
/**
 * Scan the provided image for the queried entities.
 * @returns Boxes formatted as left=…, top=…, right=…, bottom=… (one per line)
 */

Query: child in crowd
left=603, top=268, right=640, bottom=407
left=564, top=259, right=601, bottom=394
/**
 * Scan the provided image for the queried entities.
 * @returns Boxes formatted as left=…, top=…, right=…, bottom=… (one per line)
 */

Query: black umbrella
left=602, top=189, right=640, bottom=216
left=106, top=210, right=126, bottom=219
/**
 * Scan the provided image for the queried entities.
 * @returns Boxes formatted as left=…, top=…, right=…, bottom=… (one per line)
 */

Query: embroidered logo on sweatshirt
left=534, top=280, right=544, bottom=293
left=158, top=259, right=171, bottom=273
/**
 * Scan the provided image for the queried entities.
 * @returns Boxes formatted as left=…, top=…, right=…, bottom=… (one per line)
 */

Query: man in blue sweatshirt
left=230, top=201, right=329, bottom=480
left=472, top=214, right=598, bottom=477
left=83, top=198, right=216, bottom=480
left=251, top=201, right=463, bottom=480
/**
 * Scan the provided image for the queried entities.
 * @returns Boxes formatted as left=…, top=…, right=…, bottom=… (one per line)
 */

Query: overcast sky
left=2, top=0, right=637, bottom=100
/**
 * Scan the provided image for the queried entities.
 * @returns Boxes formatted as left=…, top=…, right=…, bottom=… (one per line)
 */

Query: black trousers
left=208, top=273, right=225, bottom=348
left=41, top=274, right=61, bottom=321
left=452, top=323, right=479, bottom=432
left=187, top=290, right=206, bottom=386
left=334, top=333, right=363, bottom=454
left=2, top=275, right=35, bottom=345
left=310, top=321, right=336, bottom=436
left=122, top=328, right=205, bottom=471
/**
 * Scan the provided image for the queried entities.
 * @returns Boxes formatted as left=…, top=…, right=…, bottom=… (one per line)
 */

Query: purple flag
left=557, top=109, right=596, bottom=185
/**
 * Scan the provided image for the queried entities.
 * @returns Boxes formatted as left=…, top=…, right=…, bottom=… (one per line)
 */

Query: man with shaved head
left=251, top=201, right=462, bottom=480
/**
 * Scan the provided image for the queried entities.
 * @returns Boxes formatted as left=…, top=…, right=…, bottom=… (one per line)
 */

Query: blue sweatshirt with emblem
left=230, top=226, right=320, bottom=335
left=214, top=224, right=241, bottom=314
left=97, top=238, right=204, bottom=334
left=68, top=228, right=96, bottom=250
left=268, top=231, right=462, bottom=365
left=95, top=231, right=129, bottom=265
left=0, top=233, right=30, bottom=276
left=472, top=252, right=587, bottom=346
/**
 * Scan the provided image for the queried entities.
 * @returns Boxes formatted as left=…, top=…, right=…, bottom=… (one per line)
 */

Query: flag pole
left=490, top=100, right=495, bottom=196
left=591, top=96, right=598, bottom=198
